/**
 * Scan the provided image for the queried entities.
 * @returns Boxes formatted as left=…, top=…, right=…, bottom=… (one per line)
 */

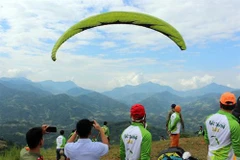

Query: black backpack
left=157, top=147, right=198, bottom=160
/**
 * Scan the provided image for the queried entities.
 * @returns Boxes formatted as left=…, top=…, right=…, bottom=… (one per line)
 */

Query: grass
left=0, top=146, right=19, bottom=160
left=100, top=136, right=207, bottom=160
left=0, top=137, right=207, bottom=160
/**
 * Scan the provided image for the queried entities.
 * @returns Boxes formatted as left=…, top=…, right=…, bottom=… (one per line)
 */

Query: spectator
left=91, top=135, right=97, bottom=142
left=20, top=125, right=48, bottom=160
left=102, top=121, right=110, bottom=143
left=56, top=130, right=67, bottom=160
left=160, top=135, right=165, bottom=141
left=68, top=129, right=78, bottom=142
left=232, top=96, right=240, bottom=123
left=68, top=129, right=75, bottom=139
left=166, top=104, right=184, bottom=132
left=168, top=105, right=182, bottom=147
left=64, top=119, right=109, bottom=160
left=120, top=104, right=152, bottom=160
left=195, top=126, right=204, bottom=136
left=204, top=92, right=240, bottom=159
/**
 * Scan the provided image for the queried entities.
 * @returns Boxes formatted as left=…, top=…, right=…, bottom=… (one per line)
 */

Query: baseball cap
left=130, top=104, right=146, bottom=120
left=220, top=92, right=236, bottom=105
left=175, top=105, right=181, bottom=113
left=171, top=104, right=176, bottom=109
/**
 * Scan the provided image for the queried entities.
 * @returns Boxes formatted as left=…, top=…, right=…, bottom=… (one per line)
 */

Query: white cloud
left=179, top=75, right=215, bottom=90
left=100, top=41, right=117, bottom=48
left=5, top=68, right=33, bottom=77
left=133, top=72, right=216, bottom=91
left=237, top=74, right=240, bottom=81
left=235, top=66, right=240, bottom=69
left=0, top=0, right=240, bottom=91
left=107, top=72, right=146, bottom=89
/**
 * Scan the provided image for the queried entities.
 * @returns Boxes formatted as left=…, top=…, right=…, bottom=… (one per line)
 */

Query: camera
left=46, top=126, right=57, bottom=132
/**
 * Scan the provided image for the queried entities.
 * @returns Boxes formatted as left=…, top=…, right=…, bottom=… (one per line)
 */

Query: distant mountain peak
left=207, top=82, right=220, bottom=86
left=140, top=81, right=155, bottom=85
left=140, top=81, right=166, bottom=86
left=0, top=77, right=31, bottom=82
left=202, top=82, right=233, bottom=89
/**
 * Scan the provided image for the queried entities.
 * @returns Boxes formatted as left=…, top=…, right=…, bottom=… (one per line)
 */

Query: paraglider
left=51, top=11, right=186, bottom=61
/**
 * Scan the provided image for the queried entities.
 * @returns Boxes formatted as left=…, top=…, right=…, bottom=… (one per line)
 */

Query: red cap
left=130, top=104, right=146, bottom=120
left=220, top=92, right=236, bottom=105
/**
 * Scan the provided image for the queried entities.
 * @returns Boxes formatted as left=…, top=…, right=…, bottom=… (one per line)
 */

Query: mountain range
left=0, top=77, right=239, bottom=147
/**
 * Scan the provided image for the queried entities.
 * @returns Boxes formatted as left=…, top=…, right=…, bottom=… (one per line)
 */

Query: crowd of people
left=19, top=92, right=240, bottom=160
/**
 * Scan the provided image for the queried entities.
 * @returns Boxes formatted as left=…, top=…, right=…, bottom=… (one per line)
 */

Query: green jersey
left=102, top=125, right=110, bottom=137
left=166, top=110, right=184, bottom=129
left=120, top=122, right=152, bottom=160
left=168, top=112, right=181, bottom=134
left=56, top=135, right=66, bottom=149
left=204, top=110, right=240, bottom=160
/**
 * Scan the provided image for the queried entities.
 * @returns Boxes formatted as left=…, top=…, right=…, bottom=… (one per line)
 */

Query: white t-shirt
left=64, top=138, right=108, bottom=160
left=121, top=125, right=143, bottom=160
left=205, top=113, right=233, bottom=159
left=56, top=135, right=66, bottom=149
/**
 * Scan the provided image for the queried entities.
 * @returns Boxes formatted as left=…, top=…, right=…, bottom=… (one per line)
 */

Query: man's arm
left=204, top=115, right=212, bottom=144
left=120, top=133, right=125, bottom=160
left=166, top=111, right=172, bottom=130
left=67, top=131, right=77, bottom=143
left=179, top=113, right=185, bottom=130
left=106, top=127, right=110, bottom=137
left=41, top=125, right=49, bottom=134
left=230, top=121, right=240, bottom=158
left=204, top=127, right=209, bottom=144
left=140, top=132, right=152, bottom=160
left=93, top=120, right=109, bottom=146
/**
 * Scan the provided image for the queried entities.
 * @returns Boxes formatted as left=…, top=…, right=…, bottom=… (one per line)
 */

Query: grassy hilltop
left=0, top=137, right=207, bottom=160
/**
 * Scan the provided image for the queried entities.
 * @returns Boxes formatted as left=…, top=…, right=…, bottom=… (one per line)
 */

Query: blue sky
left=0, top=0, right=240, bottom=92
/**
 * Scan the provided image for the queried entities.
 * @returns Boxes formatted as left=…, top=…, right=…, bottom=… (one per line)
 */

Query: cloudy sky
left=0, top=0, right=240, bottom=92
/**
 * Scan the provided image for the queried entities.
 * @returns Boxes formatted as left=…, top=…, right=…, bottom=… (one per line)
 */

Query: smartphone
left=46, top=126, right=57, bottom=132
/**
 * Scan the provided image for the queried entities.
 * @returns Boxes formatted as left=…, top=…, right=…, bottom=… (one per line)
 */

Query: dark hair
left=76, top=119, right=92, bottom=138
left=220, top=103, right=235, bottom=111
left=60, top=130, right=64, bottom=135
left=171, top=104, right=176, bottom=109
left=104, top=121, right=107, bottom=125
left=26, top=127, right=43, bottom=149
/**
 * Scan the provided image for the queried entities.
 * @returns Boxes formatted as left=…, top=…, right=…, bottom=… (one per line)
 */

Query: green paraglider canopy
left=51, top=11, right=186, bottom=61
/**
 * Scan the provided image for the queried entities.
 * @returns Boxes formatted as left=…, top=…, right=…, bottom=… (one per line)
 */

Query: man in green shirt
left=102, top=121, right=110, bottom=143
left=56, top=130, right=67, bottom=160
left=120, top=104, right=152, bottom=160
left=20, top=125, right=48, bottom=160
left=168, top=105, right=182, bottom=147
left=196, top=126, right=204, bottom=136
left=166, top=104, right=184, bottom=133
left=204, top=92, right=240, bottom=159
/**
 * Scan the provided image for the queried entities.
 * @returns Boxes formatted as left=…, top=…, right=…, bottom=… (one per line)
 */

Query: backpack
left=157, top=147, right=198, bottom=160
left=158, top=147, right=185, bottom=160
